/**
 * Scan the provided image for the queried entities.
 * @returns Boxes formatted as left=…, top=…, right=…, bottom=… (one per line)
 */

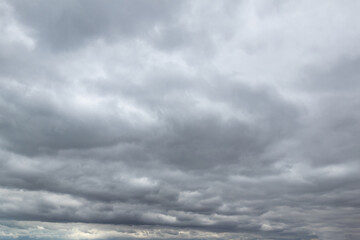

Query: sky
left=0, top=0, right=360, bottom=240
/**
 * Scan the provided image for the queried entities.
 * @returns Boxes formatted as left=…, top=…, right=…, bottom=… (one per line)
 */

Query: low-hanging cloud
left=1, top=1, right=360, bottom=240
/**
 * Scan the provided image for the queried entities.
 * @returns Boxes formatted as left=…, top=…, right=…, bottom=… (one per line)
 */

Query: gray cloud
left=1, top=1, right=360, bottom=240
left=10, top=0, right=184, bottom=51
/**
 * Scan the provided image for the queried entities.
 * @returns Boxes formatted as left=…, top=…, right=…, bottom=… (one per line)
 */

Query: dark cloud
left=1, top=1, right=360, bottom=240
left=10, top=0, right=184, bottom=51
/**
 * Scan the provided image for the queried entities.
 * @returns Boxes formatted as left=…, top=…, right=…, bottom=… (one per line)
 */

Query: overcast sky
left=1, top=1, right=360, bottom=240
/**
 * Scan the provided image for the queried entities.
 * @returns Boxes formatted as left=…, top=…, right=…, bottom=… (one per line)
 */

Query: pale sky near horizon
left=1, top=1, right=360, bottom=240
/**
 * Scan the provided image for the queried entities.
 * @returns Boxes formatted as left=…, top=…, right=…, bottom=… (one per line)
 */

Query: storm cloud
left=1, top=1, right=360, bottom=240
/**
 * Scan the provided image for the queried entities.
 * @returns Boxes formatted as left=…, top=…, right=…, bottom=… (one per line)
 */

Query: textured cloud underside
left=1, top=1, right=360, bottom=240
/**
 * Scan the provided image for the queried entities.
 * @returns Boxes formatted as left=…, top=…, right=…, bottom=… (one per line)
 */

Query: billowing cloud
left=1, top=1, right=360, bottom=240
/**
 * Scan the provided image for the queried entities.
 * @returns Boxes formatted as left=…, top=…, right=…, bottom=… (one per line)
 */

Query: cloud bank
left=1, top=1, right=360, bottom=240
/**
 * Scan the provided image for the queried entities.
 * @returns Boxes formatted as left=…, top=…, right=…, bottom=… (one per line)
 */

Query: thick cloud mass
left=1, top=1, right=360, bottom=240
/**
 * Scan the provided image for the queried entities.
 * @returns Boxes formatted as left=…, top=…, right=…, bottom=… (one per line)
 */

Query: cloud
left=1, top=1, right=360, bottom=240
left=10, top=0, right=184, bottom=51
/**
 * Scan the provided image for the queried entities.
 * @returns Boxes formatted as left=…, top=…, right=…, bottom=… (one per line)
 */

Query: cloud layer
left=1, top=1, right=360, bottom=240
